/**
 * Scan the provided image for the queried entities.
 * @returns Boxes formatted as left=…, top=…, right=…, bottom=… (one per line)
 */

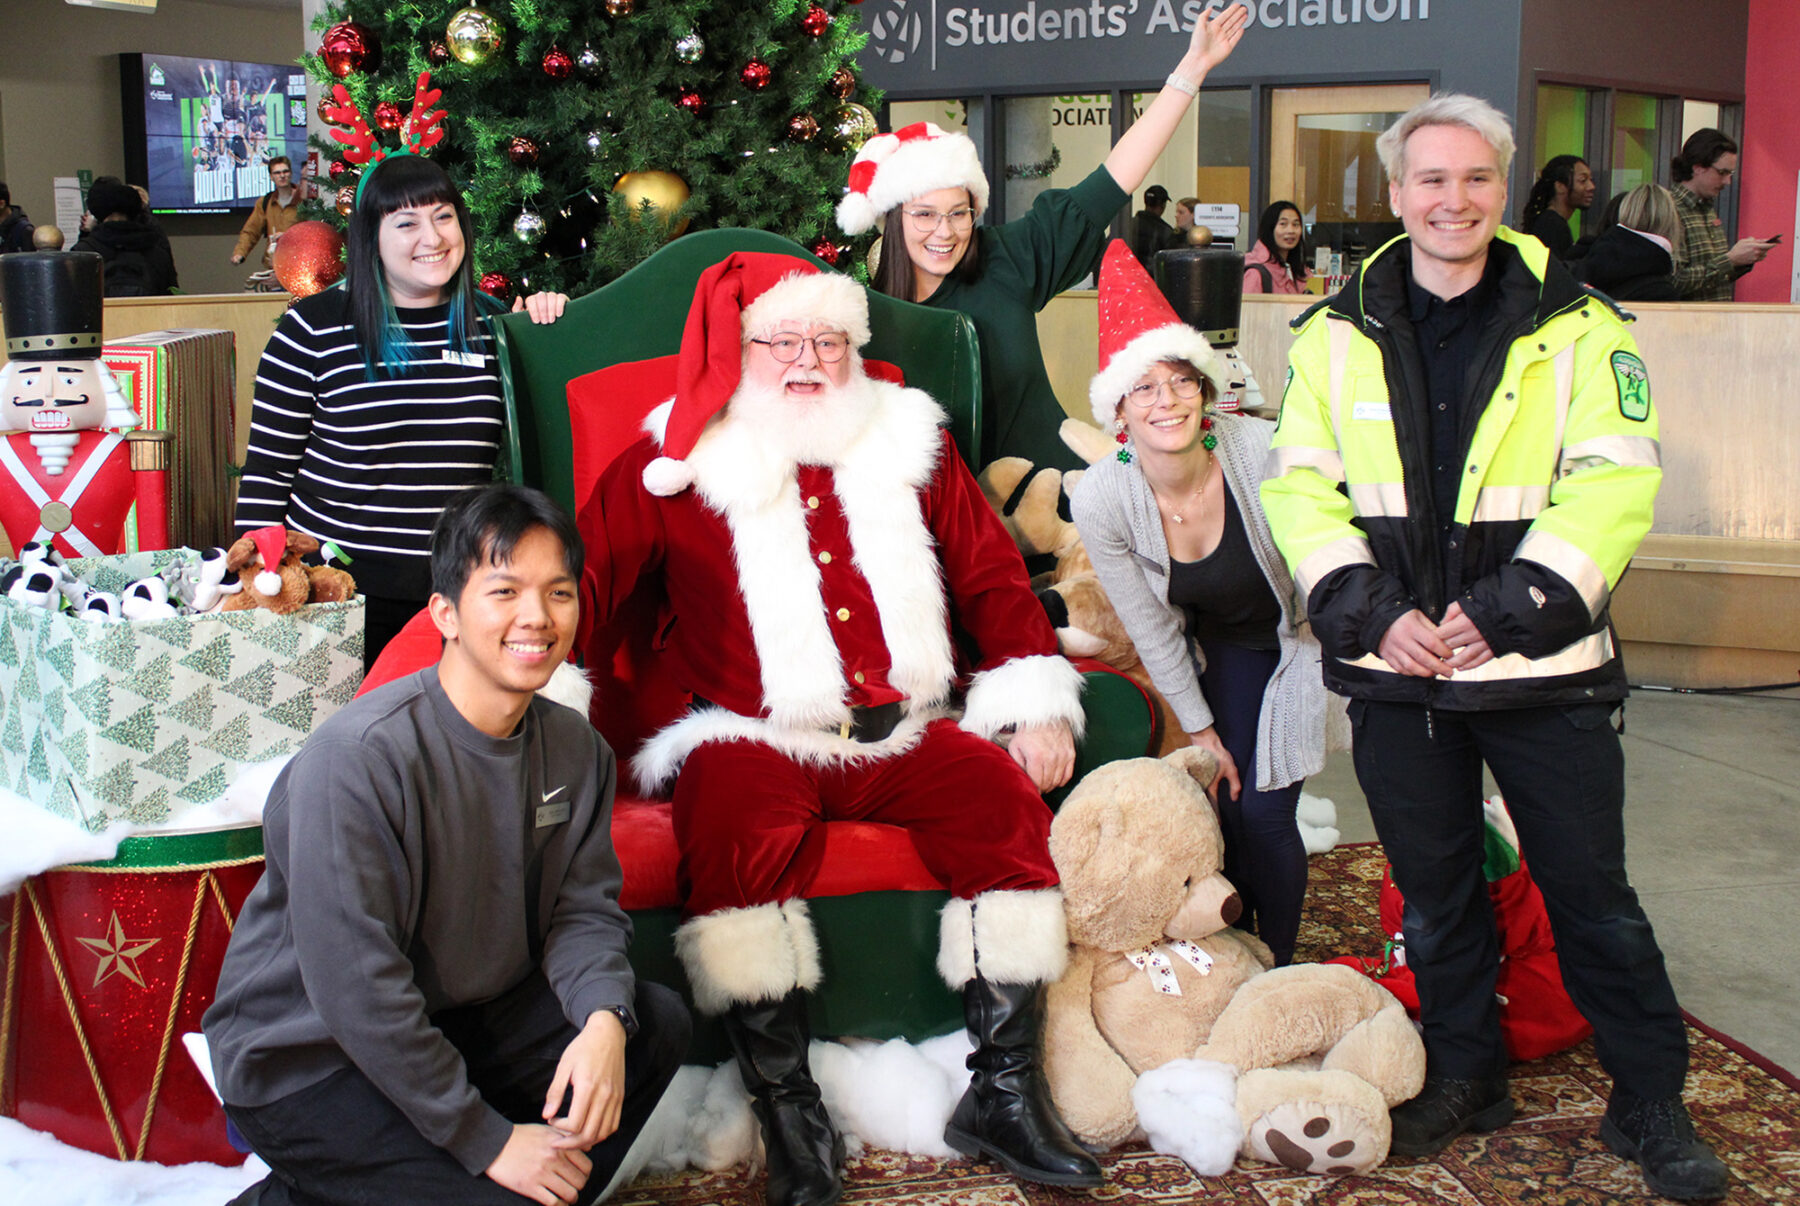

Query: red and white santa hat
left=247, top=525, right=289, bottom=597
left=835, top=121, right=990, bottom=237
left=1088, top=240, right=1223, bottom=428
left=642, top=252, right=872, bottom=497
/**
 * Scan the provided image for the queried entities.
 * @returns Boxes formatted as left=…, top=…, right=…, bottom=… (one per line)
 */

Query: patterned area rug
left=615, top=844, right=1800, bottom=1206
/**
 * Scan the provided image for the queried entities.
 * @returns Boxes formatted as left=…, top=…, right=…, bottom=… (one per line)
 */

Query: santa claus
left=579, top=252, right=1102, bottom=1204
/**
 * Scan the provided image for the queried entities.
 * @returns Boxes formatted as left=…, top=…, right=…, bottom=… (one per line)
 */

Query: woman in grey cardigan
left=1070, top=241, right=1338, bottom=964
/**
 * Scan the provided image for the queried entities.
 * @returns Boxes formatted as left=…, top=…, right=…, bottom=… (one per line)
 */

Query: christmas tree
left=307, top=0, right=880, bottom=299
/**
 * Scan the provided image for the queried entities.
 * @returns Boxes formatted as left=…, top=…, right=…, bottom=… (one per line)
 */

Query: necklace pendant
left=1171, top=513, right=1184, bottom=523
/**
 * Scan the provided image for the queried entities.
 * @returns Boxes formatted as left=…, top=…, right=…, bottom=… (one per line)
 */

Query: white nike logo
left=542, top=785, right=566, bottom=804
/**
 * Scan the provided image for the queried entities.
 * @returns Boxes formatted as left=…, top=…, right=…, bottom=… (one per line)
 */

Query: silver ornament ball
left=675, top=32, right=705, bottom=63
left=512, top=210, right=547, bottom=244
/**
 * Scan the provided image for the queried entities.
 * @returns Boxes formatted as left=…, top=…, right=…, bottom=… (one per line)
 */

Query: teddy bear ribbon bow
left=1125, top=939, right=1215, bottom=995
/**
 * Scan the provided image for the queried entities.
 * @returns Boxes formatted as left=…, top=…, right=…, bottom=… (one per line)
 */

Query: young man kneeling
left=205, top=484, right=689, bottom=1206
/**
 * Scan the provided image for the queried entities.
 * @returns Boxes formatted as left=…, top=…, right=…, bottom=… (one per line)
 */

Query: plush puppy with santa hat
left=583, top=251, right=1101, bottom=1204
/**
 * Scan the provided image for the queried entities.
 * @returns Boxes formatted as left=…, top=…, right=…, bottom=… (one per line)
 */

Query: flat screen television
left=120, top=52, right=310, bottom=215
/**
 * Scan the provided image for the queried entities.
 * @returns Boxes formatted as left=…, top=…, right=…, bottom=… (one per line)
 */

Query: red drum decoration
left=273, top=220, right=347, bottom=297
left=0, top=829, right=266, bottom=1165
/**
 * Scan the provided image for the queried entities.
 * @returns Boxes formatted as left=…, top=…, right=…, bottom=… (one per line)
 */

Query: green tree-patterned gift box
left=0, top=551, right=364, bottom=830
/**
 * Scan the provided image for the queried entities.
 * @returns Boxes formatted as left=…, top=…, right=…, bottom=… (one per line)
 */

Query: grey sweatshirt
left=203, top=667, right=633, bottom=1175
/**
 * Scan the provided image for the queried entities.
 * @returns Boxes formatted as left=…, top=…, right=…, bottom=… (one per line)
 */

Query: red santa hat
left=642, top=252, right=872, bottom=497
left=247, top=525, right=289, bottom=598
left=835, top=122, right=990, bottom=237
left=1088, top=240, right=1223, bottom=428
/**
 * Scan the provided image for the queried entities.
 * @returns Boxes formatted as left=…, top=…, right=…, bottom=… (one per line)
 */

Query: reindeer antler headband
left=323, top=71, right=449, bottom=209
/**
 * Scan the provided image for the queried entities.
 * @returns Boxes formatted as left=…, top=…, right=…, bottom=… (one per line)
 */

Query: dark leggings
left=1198, top=638, right=1307, bottom=965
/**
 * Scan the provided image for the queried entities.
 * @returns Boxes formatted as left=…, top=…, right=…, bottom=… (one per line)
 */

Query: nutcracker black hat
left=0, top=251, right=106, bottom=361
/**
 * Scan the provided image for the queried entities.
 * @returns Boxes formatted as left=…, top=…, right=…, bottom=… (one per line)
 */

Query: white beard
left=725, top=365, right=881, bottom=468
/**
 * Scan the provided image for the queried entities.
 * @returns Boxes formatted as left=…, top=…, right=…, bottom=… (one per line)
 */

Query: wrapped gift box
left=0, top=550, right=363, bottom=829
left=103, top=330, right=235, bottom=552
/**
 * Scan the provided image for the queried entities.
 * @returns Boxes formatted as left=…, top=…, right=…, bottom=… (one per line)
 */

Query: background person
left=206, top=484, right=689, bottom=1206
left=1574, top=184, right=1683, bottom=302
left=231, top=155, right=301, bottom=276
left=0, top=182, right=35, bottom=254
left=1262, top=93, right=1728, bottom=1202
left=1242, top=200, right=1310, bottom=294
left=1175, top=195, right=1200, bottom=239
left=233, top=153, right=568, bottom=671
left=837, top=3, right=1249, bottom=470
left=1072, top=241, right=1337, bottom=966
left=1129, top=184, right=1181, bottom=269
left=69, top=176, right=176, bottom=296
left=1670, top=128, right=1772, bottom=301
left=1516, top=154, right=1594, bottom=260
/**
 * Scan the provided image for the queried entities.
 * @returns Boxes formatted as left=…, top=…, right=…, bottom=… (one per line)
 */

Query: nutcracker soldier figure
left=0, top=250, right=170, bottom=557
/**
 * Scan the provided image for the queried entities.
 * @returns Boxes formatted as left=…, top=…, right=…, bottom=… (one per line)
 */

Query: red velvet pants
left=672, top=719, right=1060, bottom=918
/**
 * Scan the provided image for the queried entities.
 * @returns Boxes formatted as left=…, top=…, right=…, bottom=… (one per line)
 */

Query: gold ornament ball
left=446, top=5, right=506, bottom=67
left=829, top=103, right=878, bottom=151
left=612, top=170, right=690, bottom=238
left=1185, top=224, right=1214, bottom=247
left=605, top=0, right=636, bottom=15
left=335, top=185, right=357, bottom=217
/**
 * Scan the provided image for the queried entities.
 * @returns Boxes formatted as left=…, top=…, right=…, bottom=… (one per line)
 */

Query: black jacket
left=0, top=208, right=33, bottom=254
left=72, top=219, right=178, bottom=296
left=1573, top=225, right=1676, bottom=302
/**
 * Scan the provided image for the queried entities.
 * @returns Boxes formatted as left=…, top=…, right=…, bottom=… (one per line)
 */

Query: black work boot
left=944, top=974, right=1104, bottom=1187
left=1389, top=1075, right=1515, bottom=1158
left=721, top=990, right=845, bottom=1206
left=1600, top=1092, right=1730, bottom=1201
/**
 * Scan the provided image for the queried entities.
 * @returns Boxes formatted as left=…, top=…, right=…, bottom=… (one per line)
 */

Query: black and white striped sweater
left=235, top=286, right=506, bottom=602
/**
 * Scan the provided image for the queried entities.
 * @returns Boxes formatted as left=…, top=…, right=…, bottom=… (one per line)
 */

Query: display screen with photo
left=121, top=53, right=309, bottom=214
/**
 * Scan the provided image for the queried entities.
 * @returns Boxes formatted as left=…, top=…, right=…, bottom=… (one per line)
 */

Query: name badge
left=535, top=800, right=571, bottom=828
left=442, top=349, right=485, bottom=367
left=1352, top=401, right=1392, bottom=422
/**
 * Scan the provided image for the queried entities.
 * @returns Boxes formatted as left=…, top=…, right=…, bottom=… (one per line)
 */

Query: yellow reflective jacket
left=1260, top=228, right=1660, bottom=709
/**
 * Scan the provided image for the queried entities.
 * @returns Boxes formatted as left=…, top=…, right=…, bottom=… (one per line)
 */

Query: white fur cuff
left=936, top=888, right=1070, bottom=989
left=958, top=655, right=1086, bottom=742
left=674, top=899, right=823, bottom=1015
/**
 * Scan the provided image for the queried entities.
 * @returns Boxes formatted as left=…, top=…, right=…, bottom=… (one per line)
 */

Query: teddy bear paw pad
left=1249, top=1103, right=1379, bottom=1175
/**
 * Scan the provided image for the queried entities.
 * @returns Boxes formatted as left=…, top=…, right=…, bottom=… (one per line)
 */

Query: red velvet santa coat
left=578, top=378, right=1086, bottom=793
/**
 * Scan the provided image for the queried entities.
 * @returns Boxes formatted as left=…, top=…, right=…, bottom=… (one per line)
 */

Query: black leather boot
left=1600, top=1092, right=1730, bottom=1201
left=721, top=991, right=845, bottom=1206
left=944, top=974, right=1104, bottom=1187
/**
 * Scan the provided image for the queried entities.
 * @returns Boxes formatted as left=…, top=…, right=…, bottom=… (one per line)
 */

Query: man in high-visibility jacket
left=1262, top=94, right=1727, bottom=1203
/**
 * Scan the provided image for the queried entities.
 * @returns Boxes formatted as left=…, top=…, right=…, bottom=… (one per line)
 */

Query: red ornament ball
left=273, top=220, right=346, bottom=297
left=677, top=90, right=704, bottom=115
left=373, top=101, right=403, bottom=131
left=827, top=67, right=856, bottom=100
left=809, top=237, right=843, bottom=267
left=327, top=159, right=350, bottom=179
left=320, top=21, right=380, bottom=79
left=507, top=135, right=542, bottom=167
left=801, top=4, right=832, bottom=37
left=427, top=40, right=451, bottom=66
left=786, top=113, right=819, bottom=143
left=740, top=59, right=773, bottom=91
left=478, top=272, right=514, bottom=302
left=542, top=46, right=573, bottom=79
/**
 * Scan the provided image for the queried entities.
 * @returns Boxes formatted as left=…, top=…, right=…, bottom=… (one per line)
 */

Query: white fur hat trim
left=836, top=122, right=990, bottom=237
left=739, top=269, right=872, bottom=349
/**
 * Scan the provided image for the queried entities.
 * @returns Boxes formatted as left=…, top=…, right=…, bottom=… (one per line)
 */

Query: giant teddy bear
left=1042, top=749, right=1425, bottom=1176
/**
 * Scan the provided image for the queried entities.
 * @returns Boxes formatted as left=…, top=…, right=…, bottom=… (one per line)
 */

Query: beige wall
left=0, top=0, right=303, bottom=296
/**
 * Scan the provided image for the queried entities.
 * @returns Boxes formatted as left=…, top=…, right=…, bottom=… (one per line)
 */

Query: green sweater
left=922, top=165, right=1127, bottom=470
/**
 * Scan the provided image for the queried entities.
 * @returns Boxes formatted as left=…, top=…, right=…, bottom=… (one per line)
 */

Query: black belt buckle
left=838, top=701, right=902, bottom=743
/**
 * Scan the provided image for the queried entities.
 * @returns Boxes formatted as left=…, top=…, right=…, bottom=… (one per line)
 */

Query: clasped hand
left=485, top=1010, right=627, bottom=1204
left=1378, top=603, right=1493, bottom=678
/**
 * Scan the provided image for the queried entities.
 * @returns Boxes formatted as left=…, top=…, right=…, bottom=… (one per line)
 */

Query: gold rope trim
left=58, top=855, right=265, bottom=875
left=134, top=874, right=209, bottom=1160
left=24, top=881, right=129, bottom=1160
left=1, top=893, right=21, bottom=1105
left=206, top=872, right=237, bottom=936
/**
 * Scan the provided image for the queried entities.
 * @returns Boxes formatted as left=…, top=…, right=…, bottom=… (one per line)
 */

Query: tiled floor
left=1304, top=688, right=1800, bottom=1076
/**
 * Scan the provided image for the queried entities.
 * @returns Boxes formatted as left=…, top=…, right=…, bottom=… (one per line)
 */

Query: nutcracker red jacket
left=575, top=376, right=1087, bottom=794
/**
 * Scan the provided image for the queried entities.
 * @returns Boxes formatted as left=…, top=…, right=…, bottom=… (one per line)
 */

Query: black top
left=1406, top=250, right=1505, bottom=536
left=1527, top=210, right=1578, bottom=260
left=69, top=220, right=178, bottom=297
left=1167, top=481, right=1281, bottom=651
left=1574, top=225, right=1677, bottom=302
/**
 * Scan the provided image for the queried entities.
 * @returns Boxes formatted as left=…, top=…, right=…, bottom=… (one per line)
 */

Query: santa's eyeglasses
left=752, top=332, right=850, bottom=363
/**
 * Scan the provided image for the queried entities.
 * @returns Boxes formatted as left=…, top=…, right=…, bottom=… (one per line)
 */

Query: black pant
left=360, top=592, right=428, bottom=675
left=1349, top=699, right=1687, bottom=1099
left=226, top=978, right=690, bottom=1206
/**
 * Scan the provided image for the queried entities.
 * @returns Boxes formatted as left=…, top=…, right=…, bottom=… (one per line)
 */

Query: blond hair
left=1616, top=183, right=1683, bottom=258
left=1376, top=93, right=1516, bottom=183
